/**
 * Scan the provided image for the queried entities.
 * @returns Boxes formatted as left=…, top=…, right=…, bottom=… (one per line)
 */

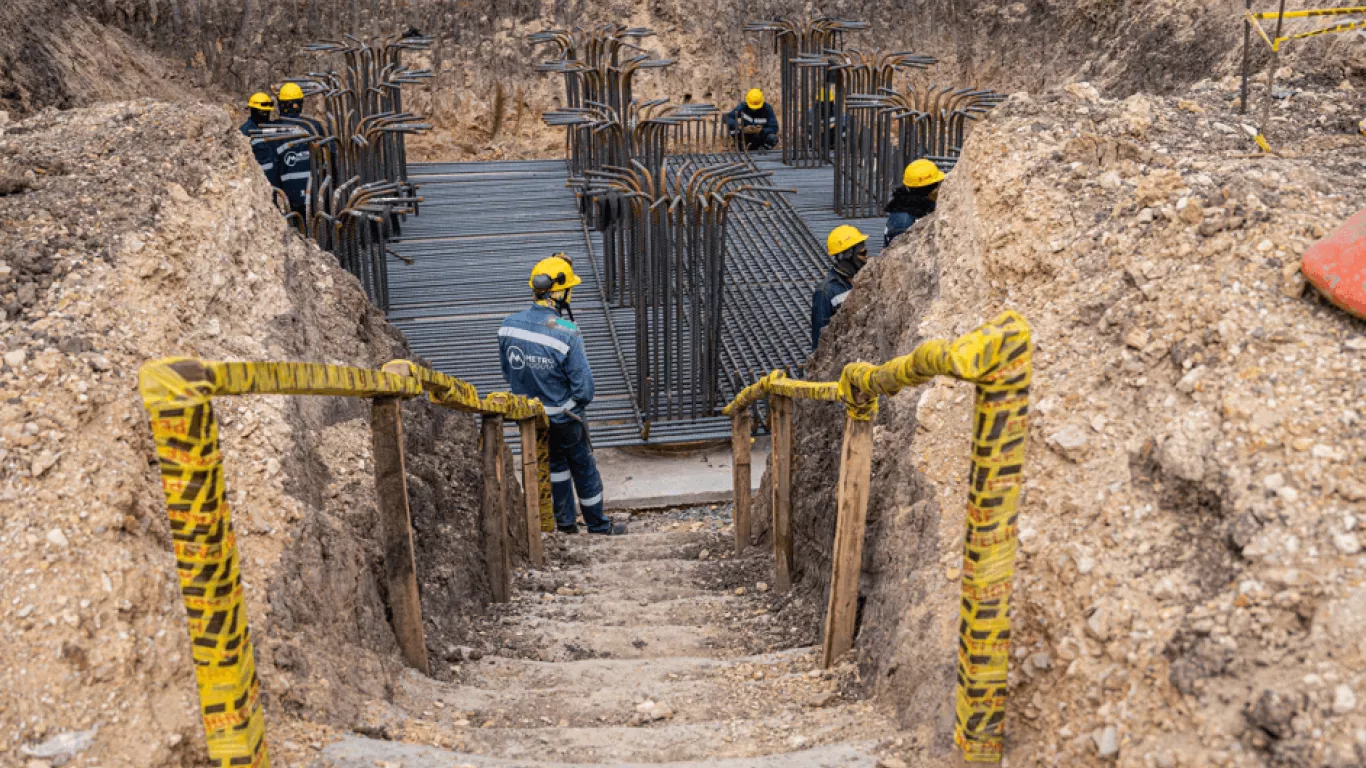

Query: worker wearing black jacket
left=884, top=159, right=944, bottom=248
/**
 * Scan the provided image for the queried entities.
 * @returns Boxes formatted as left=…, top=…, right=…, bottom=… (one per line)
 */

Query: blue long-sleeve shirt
left=499, top=304, right=594, bottom=423
left=811, top=269, right=854, bottom=349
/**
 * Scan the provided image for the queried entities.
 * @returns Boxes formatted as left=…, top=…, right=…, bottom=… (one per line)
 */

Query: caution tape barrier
left=722, top=311, right=1032, bottom=763
left=138, top=357, right=552, bottom=767
left=1246, top=6, right=1366, bottom=52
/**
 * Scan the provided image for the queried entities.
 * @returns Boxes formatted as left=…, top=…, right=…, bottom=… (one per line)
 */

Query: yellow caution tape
left=1246, top=7, right=1366, bottom=51
left=720, top=311, right=1032, bottom=762
left=139, top=357, right=556, bottom=768
left=383, top=359, right=549, bottom=426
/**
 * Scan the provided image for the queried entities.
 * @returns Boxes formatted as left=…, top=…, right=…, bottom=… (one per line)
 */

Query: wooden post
left=731, top=408, right=752, bottom=554
left=769, top=395, right=794, bottom=592
left=370, top=397, right=430, bottom=674
left=519, top=419, right=544, bottom=567
left=821, top=415, right=875, bottom=668
left=481, top=415, right=511, bottom=603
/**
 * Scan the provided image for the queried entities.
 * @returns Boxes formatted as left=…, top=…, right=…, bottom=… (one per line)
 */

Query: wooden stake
left=519, top=419, right=544, bottom=567
left=481, top=415, right=511, bottom=603
left=731, top=409, right=753, bottom=554
left=769, top=395, right=794, bottom=592
left=821, top=415, right=875, bottom=667
left=369, top=397, right=429, bottom=674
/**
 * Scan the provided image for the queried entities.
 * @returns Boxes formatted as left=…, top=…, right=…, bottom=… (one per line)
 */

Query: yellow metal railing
left=723, top=310, right=1032, bottom=763
left=138, top=358, right=552, bottom=768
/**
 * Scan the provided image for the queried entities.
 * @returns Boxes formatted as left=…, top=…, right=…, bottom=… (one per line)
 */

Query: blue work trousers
left=548, top=419, right=609, bottom=532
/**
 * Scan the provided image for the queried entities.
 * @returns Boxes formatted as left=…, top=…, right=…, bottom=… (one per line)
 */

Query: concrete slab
left=515, top=438, right=769, bottom=510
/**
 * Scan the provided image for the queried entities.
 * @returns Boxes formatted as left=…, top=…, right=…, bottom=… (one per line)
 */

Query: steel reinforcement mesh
left=385, top=155, right=833, bottom=447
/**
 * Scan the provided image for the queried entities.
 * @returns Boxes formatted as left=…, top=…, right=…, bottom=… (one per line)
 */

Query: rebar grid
left=580, top=160, right=790, bottom=423
left=835, top=85, right=1005, bottom=218
left=246, top=33, right=434, bottom=309
left=743, top=17, right=869, bottom=168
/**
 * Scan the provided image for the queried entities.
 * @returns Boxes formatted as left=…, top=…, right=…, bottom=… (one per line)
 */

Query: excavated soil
left=10, top=1, right=1365, bottom=161
left=759, top=72, right=1366, bottom=766
left=0, top=101, right=520, bottom=766
left=286, top=506, right=911, bottom=768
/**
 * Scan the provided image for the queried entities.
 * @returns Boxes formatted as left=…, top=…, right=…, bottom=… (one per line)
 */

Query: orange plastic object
left=1302, top=207, right=1366, bottom=320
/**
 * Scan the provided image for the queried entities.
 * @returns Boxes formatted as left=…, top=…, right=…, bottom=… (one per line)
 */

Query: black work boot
left=590, top=522, right=629, bottom=536
left=557, top=525, right=580, bottom=535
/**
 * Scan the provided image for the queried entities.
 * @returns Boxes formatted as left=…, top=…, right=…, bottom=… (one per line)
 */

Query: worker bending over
left=725, top=89, right=778, bottom=151
left=240, top=93, right=280, bottom=187
left=884, top=158, right=944, bottom=248
left=499, top=256, right=627, bottom=536
left=273, top=82, right=313, bottom=219
left=811, top=225, right=869, bottom=349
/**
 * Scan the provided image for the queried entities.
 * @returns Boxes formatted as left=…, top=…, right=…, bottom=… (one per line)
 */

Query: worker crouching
left=499, top=256, right=627, bottom=536
left=725, top=88, right=779, bottom=151
left=811, top=225, right=869, bottom=349
left=884, top=158, right=944, bottom=248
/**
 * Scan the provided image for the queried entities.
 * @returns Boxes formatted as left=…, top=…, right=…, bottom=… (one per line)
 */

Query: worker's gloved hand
left=742, top=125, right=762, bottom=135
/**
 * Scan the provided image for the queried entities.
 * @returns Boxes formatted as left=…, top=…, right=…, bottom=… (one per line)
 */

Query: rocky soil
left=10, top=1, right=1365, bottom=161
left=0, top=101, right=517, bottom=767
left=773, top=69, right=1366, bottom=766
left=294, top=506, right=912, bottom=768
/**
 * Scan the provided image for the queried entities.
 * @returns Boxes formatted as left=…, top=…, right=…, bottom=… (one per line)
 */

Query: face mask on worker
left=836, top=244, right=868, bottom=278
left=279, top=99, right=303, bottom=119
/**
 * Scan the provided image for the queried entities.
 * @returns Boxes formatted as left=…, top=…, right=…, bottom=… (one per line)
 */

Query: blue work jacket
left=811, top=269, right=854, bottom=349
left=239, top=118, right=280, bottom=187
left=499, top=304, right=595, bottom=424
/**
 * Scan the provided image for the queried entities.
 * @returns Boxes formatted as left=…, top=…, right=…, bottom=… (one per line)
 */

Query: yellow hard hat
left=903, top=159, right=945, bottom=188
left=248, top=92, right=273, bottom=110
left=826, top=225, right=869, bottom=256
left=529, top=255, right=581, bottom=293
left=278, top=82, right=305, bottom=102
left=746, top=88, right=764, bottom=110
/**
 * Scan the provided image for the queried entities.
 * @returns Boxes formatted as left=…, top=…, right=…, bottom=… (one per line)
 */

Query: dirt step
left=322, top=705, right=890, bottom=764
left=395, top=670, right=849, bottom=728
left=547, top=535, right=726, bottom=563
left=431, top=648, right=819, bottom=691
left=509, top=595, right=744, bottom=628
left=500, top=619, right=732, bottom=660
left=317, top=734, right=882, bottom=767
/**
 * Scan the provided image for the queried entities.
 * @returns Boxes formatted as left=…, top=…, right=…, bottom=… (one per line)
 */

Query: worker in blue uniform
left=811, top=225, right=869, bottom=349
left=239, top=92, right=280, bottom=187
left=499, top=255, right=627, bottom=535
left=724, top=88, right=779, bottom=151
left=273, top=82, right=313, bottom=219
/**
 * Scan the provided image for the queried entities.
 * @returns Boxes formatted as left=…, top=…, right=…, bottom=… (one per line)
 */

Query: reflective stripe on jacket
left=275, top=142, right=312, bottom=209
left=811, top=269, right=854, bottom=349
left=499, top=304, right=595, bottom=424
left=724, top=103, right=778, bottom=139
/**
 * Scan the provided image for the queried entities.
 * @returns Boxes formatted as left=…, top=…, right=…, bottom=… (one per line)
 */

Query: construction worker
left=806, top=86, right=838, bottom=154
left=724, top=88, right=778, bottom=151
left=811, top=225, right=869, bottom=349
left=239, top=92, right=279, bottom=187
left=884, top=158, right=944, bottom=248
left=499, top=256, right=626, bottom=536
left=273, top=82, right=313, bottom=218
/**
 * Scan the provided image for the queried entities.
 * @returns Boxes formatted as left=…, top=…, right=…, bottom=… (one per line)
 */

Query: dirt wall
left=11, top=0, right=1361, bottom=160
left=0, top=100, right=517, bottom=766
left=757, top=75, right=1366, bottom=765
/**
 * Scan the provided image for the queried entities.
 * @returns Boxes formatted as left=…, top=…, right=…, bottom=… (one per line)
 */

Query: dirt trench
left=290, top=506, right=914, bottom=768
